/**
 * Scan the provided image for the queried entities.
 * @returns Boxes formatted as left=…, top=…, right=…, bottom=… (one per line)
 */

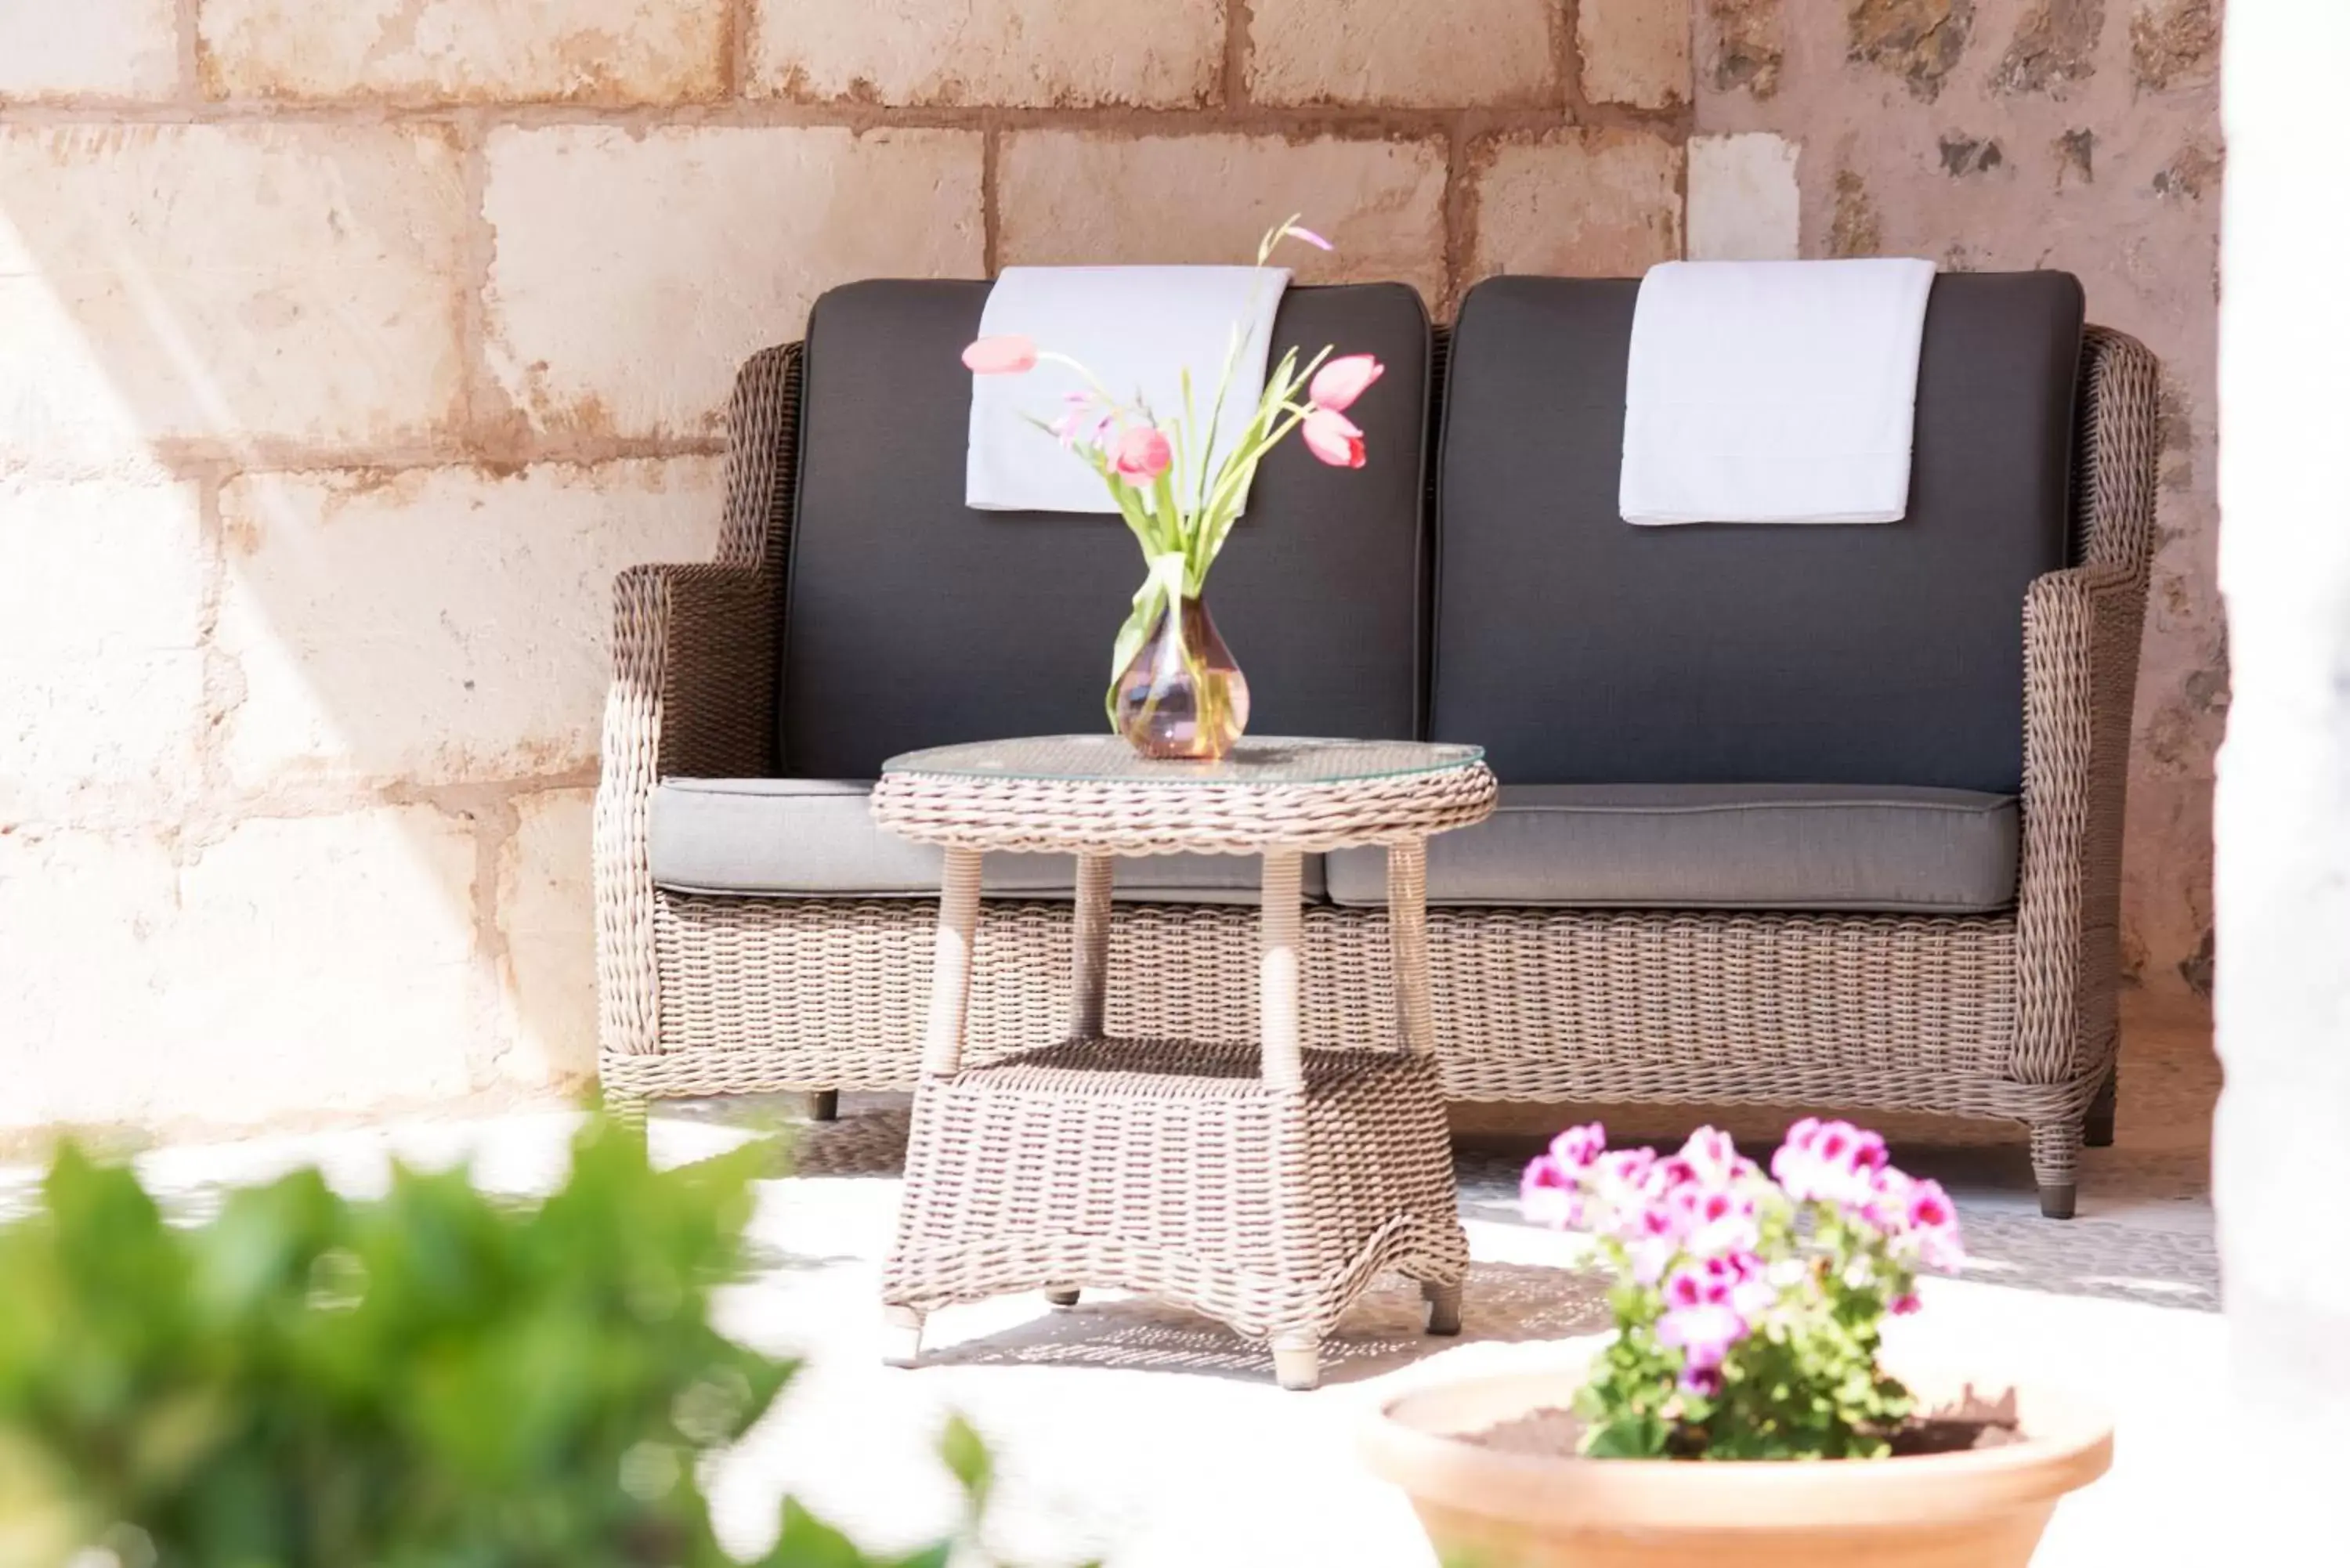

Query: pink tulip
left=1301, top=407, right=1365, bottom=468
left=1309, top=353, right=1384, bottom=412
left=961, top=334, right=1038, bottom=374
left=1112, top=425, right=1173, bottom=486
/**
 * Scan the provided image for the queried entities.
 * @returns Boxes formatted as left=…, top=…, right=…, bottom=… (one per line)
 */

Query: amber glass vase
left=1112, top=594, right=1251, bottom=761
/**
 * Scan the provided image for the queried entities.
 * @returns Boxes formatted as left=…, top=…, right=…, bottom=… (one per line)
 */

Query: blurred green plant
left=0, top=1117, right=1052, bottom=1568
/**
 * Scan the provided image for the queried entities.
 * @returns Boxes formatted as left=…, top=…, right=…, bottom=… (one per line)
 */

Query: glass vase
left=1112, top=594, right=1251, bottom=761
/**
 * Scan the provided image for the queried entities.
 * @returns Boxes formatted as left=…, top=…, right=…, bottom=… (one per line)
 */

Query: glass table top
left=880, top=735, right=1485, bottom=786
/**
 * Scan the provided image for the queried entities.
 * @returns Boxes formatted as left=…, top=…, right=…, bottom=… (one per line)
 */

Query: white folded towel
left=966, top=265, right=1290, bottom=514
left=1618, top=258, right=1938, bottom=526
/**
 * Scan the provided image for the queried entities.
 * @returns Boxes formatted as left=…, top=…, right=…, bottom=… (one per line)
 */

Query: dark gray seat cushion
left=781, top=280, right=1434, bottom=778
left=1326, top=784, right=2019, bottom=912
left=1433, top=273, right=2084, bottom=794
left=649, top=778, right=1318, bottom=903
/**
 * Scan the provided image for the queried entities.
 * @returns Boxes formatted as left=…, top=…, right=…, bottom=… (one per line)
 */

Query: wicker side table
left=868, top=735, right=1497, bottom=1390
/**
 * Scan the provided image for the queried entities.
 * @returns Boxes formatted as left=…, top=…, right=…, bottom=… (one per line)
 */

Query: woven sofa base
left=604, top=891, right=2088, bottom=1133
left=878, top=1037, right=1468, bottom=1341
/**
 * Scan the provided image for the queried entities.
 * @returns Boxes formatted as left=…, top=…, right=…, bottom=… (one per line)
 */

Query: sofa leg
left=2030, top=1120, right=2084, bottom=1219
left=803, top=1090, right=840, bottom=1123
left=2083, top=1066, right=2117, bottom=1149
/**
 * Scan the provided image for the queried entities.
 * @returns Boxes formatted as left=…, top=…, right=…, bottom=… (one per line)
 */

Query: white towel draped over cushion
left=1618, top=258, right=1938, bottom=526
left=966, top=264, right=1291, bottom=515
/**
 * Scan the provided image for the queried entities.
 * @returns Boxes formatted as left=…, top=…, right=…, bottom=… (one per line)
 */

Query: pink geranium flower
left=1658, top=1301, right=1748, bottom=1389
left=1678, top=1126, right=1743, bottom=1187
left=1772, top=1118, right=1891, bottom=1209
left=1520, top=1112, right=1962, bottom=1455
left=1904, top=1179, right=1965, bottom=1270
left=1550, top=1122, right=1607, bottom=1170
left=1519, top=1154, right=1583, bottom=1230
left=1629, top=1235, right=1679, bottom=1286
left=1665, top=1255, right=1768, bottom=1313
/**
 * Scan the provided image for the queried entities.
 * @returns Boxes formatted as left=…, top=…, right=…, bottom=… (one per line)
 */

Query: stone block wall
left=0, top=2, right=1694, bottom=1136
left=1684, top=0, right=2225, bottom=999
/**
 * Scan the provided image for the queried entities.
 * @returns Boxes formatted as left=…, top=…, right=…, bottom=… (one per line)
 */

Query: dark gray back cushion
left=781, top=280, right=1433, bottom=778
left=1432, top=273, right=2084, bottom=793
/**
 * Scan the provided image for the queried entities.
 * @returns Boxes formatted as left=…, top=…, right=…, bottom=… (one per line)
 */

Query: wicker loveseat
left=595, top=274, right=2156, bottom=1218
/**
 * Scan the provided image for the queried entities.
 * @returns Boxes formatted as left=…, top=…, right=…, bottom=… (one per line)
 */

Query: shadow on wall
left=1, top=0, right=1715, bottom=1136
left=0, top=128, right=737, bottom=1133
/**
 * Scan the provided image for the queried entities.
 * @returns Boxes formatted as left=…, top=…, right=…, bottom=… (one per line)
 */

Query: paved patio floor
left=2, top=993, right=2222, bottom=1565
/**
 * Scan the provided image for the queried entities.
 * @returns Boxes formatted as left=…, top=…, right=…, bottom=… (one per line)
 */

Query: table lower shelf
left=947, top=1034, right=1427, bottom=1098
left=884, top=1033, right=1467, bottom=1346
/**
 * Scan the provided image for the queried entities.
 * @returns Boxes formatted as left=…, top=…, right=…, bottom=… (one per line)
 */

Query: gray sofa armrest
left=2011, top=327, right=2158, bottom=1129
left=595, top=343, right=802, bottom=1064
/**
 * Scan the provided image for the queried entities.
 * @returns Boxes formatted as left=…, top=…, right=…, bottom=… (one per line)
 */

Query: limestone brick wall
left=0, top=2, right=1694, bottom=1135
left=1684, top=0, right=2225, bottom=999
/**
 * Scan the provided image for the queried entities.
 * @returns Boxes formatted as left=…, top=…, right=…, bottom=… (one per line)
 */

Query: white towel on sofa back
left=966, top=265, right=1289, bottom=515
left=1619, top=258, right=1937, bottom=526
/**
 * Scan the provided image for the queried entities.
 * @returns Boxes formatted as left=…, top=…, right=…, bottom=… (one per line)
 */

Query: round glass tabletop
left=880, top=735, right=1485, bottom=787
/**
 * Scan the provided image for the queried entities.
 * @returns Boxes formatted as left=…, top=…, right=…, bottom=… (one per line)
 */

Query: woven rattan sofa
left=595, top=274, right=2156, bottom=1219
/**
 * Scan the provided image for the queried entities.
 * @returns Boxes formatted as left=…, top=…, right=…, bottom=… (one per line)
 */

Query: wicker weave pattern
left=880, top=1038, right=1466, bottom=1341
left=2008, top=326, right=2159, bottom=1195
left=594, top=345, right=799, bottom=1063
left=595, top=327, right=2160, bottom=1218
left=601, top=898, right=2026, bottom=1110
left=871, top=761, right=1498, bottom=854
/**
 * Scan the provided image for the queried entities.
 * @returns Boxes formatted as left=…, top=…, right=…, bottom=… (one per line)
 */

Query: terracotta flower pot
left=1361, top=1360, right=2112, bottom=1568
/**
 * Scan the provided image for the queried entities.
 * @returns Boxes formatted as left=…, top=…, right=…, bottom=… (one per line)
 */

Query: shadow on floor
left=687, top=1029, right=2223, bottom=1318
left=920, top=1260, right=1613, bottom=1386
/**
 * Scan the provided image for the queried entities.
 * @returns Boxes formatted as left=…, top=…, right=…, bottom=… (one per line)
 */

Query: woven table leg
left=1390, top=837, right=1471, bottom=1329
left=1071, top=854, right=1113, bottom=1040
left=1259, top=847, right=1317, bottom=1389
left=1387, top=839, right=1434, bottom=1058
left=922, top=847, right=984, bottom=1079
left=886, top=845, right=985, bottom=1364
left=1260, top=849, right=1305, bottom=1093
left=1047, top=852, right=1113, bottom=1319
